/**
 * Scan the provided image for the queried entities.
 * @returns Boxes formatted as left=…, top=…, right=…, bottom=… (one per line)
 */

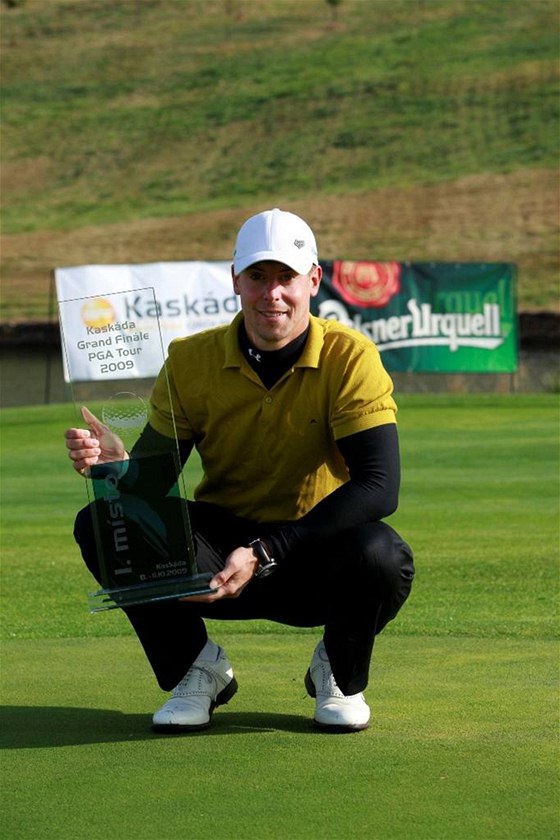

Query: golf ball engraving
left=102, top=392, right=148, bottom=435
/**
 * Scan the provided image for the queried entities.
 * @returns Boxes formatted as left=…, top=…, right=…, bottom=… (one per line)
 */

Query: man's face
left=232, top=260, right=322, bottom=351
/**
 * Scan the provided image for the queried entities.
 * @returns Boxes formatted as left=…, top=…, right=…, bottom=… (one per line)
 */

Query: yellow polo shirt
left=149, top=312, right=396, bottom=522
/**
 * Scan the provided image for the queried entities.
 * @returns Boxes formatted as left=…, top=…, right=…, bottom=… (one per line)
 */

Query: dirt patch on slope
left=1, top=168, right=558, bottom=319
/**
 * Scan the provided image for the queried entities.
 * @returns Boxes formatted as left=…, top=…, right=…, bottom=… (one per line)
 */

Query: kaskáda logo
left=122, top=292, right=239, bottom=320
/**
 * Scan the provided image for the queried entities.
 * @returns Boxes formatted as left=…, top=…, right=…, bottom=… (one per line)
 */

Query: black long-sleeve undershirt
left=263, top=424, right=399, bottom=562
left=128, top=422, right=400, bottom=563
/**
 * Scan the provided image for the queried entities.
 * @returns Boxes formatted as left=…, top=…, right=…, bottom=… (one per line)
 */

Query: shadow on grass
left=0, top=705, right=327, bottom=747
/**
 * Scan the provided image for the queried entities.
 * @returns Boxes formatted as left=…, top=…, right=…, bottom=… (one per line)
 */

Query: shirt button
left=264, top=396, right=273, bottom=404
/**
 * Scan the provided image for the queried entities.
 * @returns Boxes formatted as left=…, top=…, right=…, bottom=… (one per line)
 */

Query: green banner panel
left=313, top=262, right=517, bottom=373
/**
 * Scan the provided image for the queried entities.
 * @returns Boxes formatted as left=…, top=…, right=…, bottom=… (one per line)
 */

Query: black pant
left=74, top=501, right=414, bottom=695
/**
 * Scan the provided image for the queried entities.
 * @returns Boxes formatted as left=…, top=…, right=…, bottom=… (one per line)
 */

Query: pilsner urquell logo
left=81, top=298, right=117, bottom=329
left=332, top=261, right=401, bottom=308
left=318, top=297, right=504, bottom=352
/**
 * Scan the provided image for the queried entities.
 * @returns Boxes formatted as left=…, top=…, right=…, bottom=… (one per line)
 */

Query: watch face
left=256, top=562, right=276, bottom=578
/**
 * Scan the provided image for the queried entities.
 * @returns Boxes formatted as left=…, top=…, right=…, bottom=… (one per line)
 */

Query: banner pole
left=44, top=271, right=56, bottom=404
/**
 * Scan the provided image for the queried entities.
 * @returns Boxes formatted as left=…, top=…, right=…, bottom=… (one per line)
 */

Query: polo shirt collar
left=294, top=315, right=323, bottom=369
left=223, top=311, right=323, bottom=369
left=224, top=312, right=246, bottom=368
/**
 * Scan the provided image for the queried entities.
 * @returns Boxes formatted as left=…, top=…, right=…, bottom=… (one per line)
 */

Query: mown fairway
left=1, top=395, right=558, bottom=839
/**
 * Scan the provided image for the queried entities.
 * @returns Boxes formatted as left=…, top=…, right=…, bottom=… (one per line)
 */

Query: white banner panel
left=55, top=262, right=238, bottom=382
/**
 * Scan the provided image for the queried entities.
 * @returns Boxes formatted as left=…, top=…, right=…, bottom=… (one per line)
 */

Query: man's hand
left=182, top=546, right=259, bottom=603
left=65, top=406, right=128, bottom=475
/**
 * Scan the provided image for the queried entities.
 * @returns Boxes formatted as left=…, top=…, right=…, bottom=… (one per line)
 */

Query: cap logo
left=294, top=239, right=305, bottom=249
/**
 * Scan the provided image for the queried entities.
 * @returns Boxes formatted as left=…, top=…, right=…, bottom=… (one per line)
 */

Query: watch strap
left=248, top=538, right=278, bottom=578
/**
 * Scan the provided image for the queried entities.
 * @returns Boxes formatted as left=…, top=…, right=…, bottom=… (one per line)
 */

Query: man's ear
left=231, top=265, right=241, bottom=295
left=310, top=265, right=322, bottom=298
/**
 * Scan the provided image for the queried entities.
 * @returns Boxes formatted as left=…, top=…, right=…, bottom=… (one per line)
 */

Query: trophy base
left=88, top=572, right=215, bottom=612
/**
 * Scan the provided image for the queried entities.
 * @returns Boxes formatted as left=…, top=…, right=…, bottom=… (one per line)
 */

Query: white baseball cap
left=233, top=208, right=319, bottom=275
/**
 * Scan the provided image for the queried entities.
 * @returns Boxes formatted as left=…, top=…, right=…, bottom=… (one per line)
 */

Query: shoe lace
left=314, top=662, right=345, bottom=698
left=173, top=664, right=215, bottom=696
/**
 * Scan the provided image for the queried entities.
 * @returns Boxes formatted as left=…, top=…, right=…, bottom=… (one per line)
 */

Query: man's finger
left=66, top=435, right=99, bottom=449
left=80, top=405, right=109, bottom=435
left=210, top=571, right=230, bottom=589
left=65, top=427, right=91, bottom=440
left=180, top=585, right=222, bottom=604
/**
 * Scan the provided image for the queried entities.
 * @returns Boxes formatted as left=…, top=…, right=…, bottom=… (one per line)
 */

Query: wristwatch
left=248, top=539, right=278, bottom=578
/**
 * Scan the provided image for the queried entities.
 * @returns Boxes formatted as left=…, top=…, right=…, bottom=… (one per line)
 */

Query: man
left=66, top=208, right=414, bottom=733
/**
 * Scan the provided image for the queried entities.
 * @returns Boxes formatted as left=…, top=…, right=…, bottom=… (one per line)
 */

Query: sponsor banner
left=58, top=290, right=164, bottom=381
left=314, top=261, right=517, bottom=373
left=55, top=262, right=236, bottom=381
left=56, top=259, right=517, bottom=381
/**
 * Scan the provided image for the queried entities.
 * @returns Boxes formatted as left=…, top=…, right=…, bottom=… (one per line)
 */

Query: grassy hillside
left=1, top=0, right=559, bottom=319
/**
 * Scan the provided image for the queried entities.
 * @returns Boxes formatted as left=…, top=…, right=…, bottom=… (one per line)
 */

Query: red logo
left=332, top=261, right=401, bottom=308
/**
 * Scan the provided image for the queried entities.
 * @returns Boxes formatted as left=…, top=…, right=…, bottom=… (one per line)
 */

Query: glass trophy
left=58, top=287, right=214, bottom=612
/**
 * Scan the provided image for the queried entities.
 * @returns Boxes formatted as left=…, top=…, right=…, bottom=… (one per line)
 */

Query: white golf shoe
left=152, top=639, right=238, bottom=732
left=305, top=640, right=370, bottom=732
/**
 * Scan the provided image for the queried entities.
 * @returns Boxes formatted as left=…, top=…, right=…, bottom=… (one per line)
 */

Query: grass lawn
left=1, top=395, right=558, bottom=839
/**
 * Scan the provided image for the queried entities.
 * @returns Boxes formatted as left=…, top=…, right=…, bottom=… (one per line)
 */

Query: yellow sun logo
left=81, top=298, right=116, bottom=328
